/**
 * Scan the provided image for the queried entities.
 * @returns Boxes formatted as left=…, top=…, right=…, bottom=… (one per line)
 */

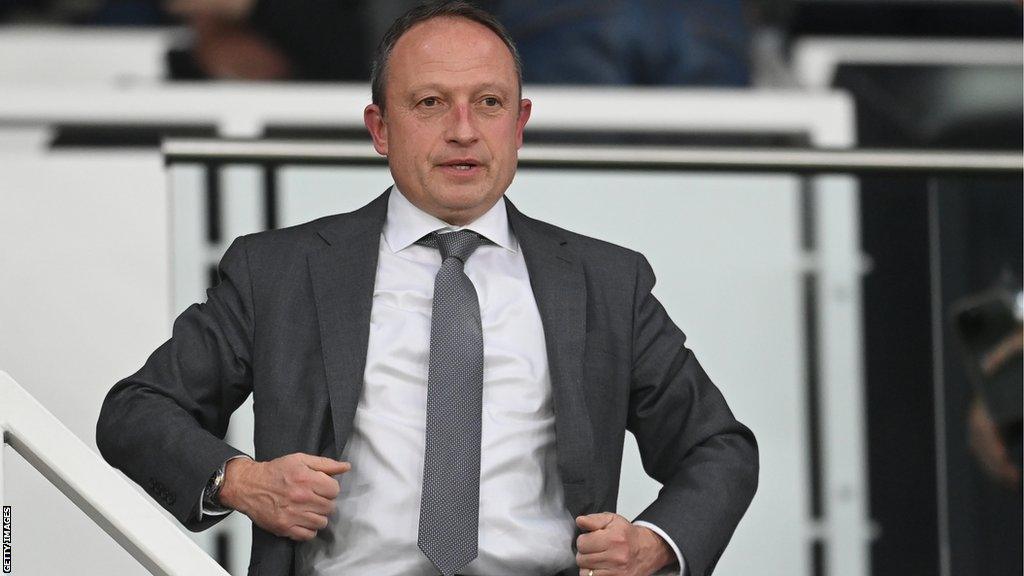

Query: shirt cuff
left=198, top=454, right=253, bottom=521
left=632, top=520, right=687, bottom=576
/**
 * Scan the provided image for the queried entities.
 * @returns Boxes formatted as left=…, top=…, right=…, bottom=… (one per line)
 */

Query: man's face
left=364, top=17, right=532, bottom=225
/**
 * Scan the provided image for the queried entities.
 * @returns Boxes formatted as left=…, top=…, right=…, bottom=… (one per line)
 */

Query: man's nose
left=444, top=103, right=479, bottom=145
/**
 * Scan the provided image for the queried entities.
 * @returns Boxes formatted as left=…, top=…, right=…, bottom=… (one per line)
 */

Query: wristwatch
left=202, top=460, right=228, bottom=510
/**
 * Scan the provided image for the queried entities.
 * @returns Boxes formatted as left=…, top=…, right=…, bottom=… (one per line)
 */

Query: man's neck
left=394, top=188, right=502, bottom=228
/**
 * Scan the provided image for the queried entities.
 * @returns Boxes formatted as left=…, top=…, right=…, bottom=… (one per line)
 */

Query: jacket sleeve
left=96, top=236, right=254, bottom=531
left=627, top=252, right=759, bottom=576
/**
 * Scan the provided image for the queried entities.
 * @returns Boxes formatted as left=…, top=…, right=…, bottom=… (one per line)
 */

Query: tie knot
left=418, top=230, right=488, bottom=263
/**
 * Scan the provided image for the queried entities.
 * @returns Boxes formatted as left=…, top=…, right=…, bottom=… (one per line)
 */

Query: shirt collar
left=383, top=185, right=518, bottom=253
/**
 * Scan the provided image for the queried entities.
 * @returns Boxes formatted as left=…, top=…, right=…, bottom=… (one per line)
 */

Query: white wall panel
left=0, top=151, right=170, bottom=575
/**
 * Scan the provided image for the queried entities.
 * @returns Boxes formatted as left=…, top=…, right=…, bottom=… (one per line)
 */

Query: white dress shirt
left=210, top=186, right=685, bottom=575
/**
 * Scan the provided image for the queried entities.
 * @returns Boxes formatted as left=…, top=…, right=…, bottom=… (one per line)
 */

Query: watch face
left=204, top=466, right=225, bottom=505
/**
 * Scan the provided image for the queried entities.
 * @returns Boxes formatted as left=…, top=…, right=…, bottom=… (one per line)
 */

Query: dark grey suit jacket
left=96, top=190, right=758, bottom=576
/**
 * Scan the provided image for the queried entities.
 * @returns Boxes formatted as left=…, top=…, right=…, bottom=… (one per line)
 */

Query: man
left=96, top=2, right=758, bottom=575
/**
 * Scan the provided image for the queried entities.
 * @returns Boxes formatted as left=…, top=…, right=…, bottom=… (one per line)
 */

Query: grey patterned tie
left=416, top=229, right=489, bottom=576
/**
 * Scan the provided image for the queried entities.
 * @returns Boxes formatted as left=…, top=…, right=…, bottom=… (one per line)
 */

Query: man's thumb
left=304, top=455, right=352, bottom=475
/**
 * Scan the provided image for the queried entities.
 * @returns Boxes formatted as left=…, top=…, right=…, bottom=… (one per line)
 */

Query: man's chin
left=426, top=189, right=502, bottom=224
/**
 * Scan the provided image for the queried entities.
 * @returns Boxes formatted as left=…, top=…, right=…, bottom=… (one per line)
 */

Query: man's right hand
left=218, top=453, right=352, bottom=541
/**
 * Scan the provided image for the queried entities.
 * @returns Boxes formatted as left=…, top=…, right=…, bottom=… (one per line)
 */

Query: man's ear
left=515, top=98, right=532, bottom=149
left=364, top=104, right=388, bottom=156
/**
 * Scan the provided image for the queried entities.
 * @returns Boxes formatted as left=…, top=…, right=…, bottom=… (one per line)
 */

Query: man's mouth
left=440, top=159, right=480, bottom=169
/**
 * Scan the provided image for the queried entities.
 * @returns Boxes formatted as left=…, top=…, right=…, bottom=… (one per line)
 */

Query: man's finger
left=287, top=525, right=317, bottom=541
left=303, top=455, right=352, bottom=476
left=305, top=492, right=337, bottom=515
left=575, top=530, right=610, bottom=554
left=576, top=519, right=623, bottom=555
left=575, top=512, right=618, bottom=532
left=309, top=473, right=342, bottom=500
left=297, top=510, right=330, bottom=531
left=576, top=548, right=615, bottom=569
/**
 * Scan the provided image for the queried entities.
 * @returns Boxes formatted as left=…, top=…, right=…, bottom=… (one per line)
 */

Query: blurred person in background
left=160, top=0, right=752, bottom=85
left=163, top=0, right=370, bottom=81
left=488, top=0, right=751, bottom=86
left=0, top=0, right=375, bottom=79
left=165, top=0, right=753, bottom=85
left=78, top=0, right=753, bottom=85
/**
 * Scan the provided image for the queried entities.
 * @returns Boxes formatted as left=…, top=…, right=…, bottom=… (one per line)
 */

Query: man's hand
left=968, top=396, right=1021, bottom=489
left=968, top=327, right=1022, bottom=490
left=219, top=453, right=351, bottom=541
left=575, top=512, right=674, bottom=576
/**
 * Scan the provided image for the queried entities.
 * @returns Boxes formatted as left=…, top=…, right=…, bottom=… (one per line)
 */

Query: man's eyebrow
left=472, top=83, right=514, bottom=94
left=406, top=82, right=514, bottom=96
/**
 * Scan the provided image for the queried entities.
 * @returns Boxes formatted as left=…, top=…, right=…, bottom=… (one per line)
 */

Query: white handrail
left=0, top=370, right=228, bottom=576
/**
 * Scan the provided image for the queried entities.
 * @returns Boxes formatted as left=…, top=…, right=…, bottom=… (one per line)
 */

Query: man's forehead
left=391, top=16, right=513, bottom=70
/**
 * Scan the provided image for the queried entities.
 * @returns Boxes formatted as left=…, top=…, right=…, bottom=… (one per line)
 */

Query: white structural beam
left=0, top=84, right=854, bottom=147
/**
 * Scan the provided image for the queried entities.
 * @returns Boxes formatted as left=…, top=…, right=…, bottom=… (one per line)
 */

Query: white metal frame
left=0, top=371, right=228, bottom=576
left=792, top=37, right=1024, bottom=89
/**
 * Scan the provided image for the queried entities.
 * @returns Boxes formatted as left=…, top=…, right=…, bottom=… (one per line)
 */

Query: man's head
left=363, top=1, right=532, bottom=226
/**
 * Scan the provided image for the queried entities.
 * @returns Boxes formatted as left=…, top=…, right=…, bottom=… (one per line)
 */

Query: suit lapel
left=308, top=190, right=389, bottom=457
left=506, top=197, right=596, bottom=517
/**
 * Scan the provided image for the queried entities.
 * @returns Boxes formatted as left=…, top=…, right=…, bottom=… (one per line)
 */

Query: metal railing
left=0, top=371, right=228, bottom=576
left=162, top=139, right=1024, bottom=175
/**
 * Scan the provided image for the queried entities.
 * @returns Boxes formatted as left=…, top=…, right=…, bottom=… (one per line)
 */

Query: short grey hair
left=370, top=1, right=523, bottom=113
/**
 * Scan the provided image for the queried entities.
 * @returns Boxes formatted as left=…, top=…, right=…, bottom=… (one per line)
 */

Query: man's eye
left=421, top=97, right=438, bottom=107
left=482, top=97, right=500, bottom=107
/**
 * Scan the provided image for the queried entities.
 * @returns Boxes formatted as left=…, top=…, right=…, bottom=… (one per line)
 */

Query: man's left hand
left=575, top=512, right=674, bottom=576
